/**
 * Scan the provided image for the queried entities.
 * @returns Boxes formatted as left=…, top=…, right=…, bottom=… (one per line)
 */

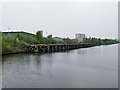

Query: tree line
left=2, top=31, right=118, bottom=54
left=82, top=37, right=118, bottom=46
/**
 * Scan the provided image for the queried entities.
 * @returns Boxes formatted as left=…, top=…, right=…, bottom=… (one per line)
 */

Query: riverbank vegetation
left=2, top=31, right=118, bottom=54
left=82, top=37, right=118, bottom=46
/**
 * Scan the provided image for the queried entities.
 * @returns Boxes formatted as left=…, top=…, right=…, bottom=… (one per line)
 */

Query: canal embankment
left=2, top=31, right=118, bottom=55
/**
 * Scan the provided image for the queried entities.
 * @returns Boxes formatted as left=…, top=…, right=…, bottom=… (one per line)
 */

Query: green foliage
left=47, top=34, right=52, bottom=39
left=2, top=31, right=118, bottom=54
left=82, top=37, right=118, bottom=46
left=63, top=38, right=75, bottom=44
left=36, top=31, right=43, bottom=42
left=2, top=33, right=38, bottom=54
left=2, top=35, right=15, bottom=53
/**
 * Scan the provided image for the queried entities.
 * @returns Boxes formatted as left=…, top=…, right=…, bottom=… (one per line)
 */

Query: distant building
left=2, top=31, right=35, bottom=36
left=53, top=37, right=63, bottom=41
left=37, top=30, right=43, bottom=37
left=75, top=33, right=85, bottom=42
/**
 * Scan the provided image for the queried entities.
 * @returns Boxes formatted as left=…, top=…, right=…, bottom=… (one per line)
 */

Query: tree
left=47, top=34, right=52, bottom=39
left=36, top=31, right=43, bottom=42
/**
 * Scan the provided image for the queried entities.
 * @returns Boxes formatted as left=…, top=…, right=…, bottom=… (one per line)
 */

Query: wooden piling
left=28, top=43, right=91, bottom=53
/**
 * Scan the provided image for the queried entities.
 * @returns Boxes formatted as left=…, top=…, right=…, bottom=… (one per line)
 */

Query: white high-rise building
left=75, top=33, right=85, bottom=42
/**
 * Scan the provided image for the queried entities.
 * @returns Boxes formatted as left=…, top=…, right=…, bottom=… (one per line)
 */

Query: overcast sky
left=2, top=2, right=118, bottom=39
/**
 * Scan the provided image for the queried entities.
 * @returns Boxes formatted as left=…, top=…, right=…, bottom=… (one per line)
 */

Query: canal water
left=2, top=44, right=118, bottom=88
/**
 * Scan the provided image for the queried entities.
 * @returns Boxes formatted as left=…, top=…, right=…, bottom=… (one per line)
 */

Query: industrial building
left=75, top=33, right=85, bottom=42
left=2, top=31, right=35, bottom=36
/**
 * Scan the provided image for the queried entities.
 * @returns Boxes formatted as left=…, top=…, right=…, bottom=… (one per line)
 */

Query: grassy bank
left=2, top=33, right=32, bottom=54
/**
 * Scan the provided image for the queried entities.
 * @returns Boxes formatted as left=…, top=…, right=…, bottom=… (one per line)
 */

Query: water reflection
left=2, top=44, right=118, bottom=88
